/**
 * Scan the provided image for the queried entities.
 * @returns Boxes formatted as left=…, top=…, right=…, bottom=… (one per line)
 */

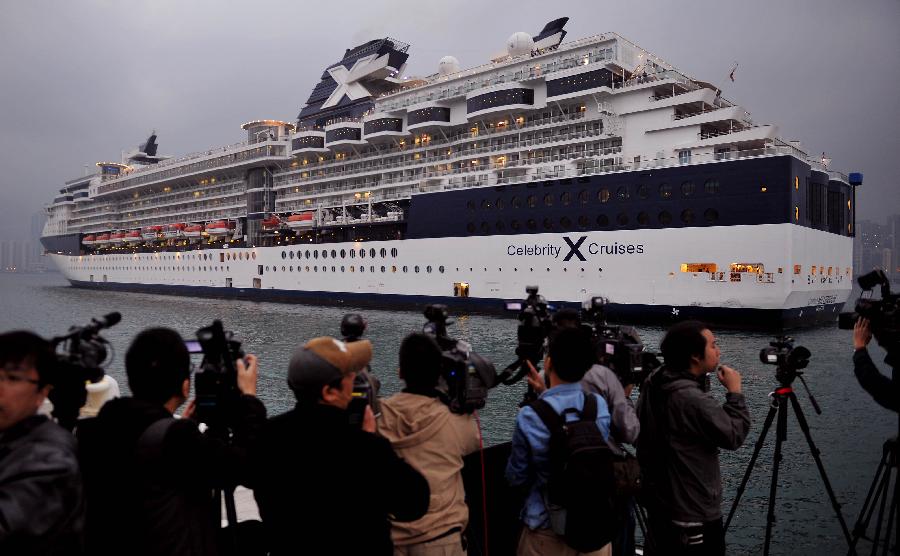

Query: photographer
left=853, top=318, right=898, bottom=412
left=77, top=327, right=265, bottom=556
left=253, top=336, right=430, bottom=556
left=636, top=321, right=750, bottom=556
left=378, top=333, right=481, bottom=555
left=0, top=331, right=84, bottom=556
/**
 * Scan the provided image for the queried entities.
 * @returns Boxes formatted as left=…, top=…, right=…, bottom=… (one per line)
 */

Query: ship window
left=704, top=208, right=719, bottom=223
left=511, top=220, right=521, bottom=231
left=289, top=251, right=294, bottom=259
left=349, top=266, right=354, bottom=272
left=543, top=218, right=553, bottom=230
left=415, top=266, right=420, bottom=273
left=467, top=200, right=476, bottom=212
left=578, top=215, right=589, bottom=228
left=637, top=184, right=648, bottom=199
left=359, top=266, right=364, bottom=273
left=322, top=250, right=328, bottom=259
left=561, top=216, right=572, bottom=229
left=659, top=183, right=672, bottom=199
left=680, top=209, right=695, bottom=224
left=349, top=250, right=355, bottom=259
left=617, top=213, right=629, bottom=226
left=313, top=250, right=318, bottom=259
left=616, top=186, right=629, bottom=201
left=679, top=150, right=691, bottom=164
left=258, top=265, right=263, bottom=275
left=467, top=222, right=476, bottom=233
left=305, top=250, right=310, bottom=259
left=597, top=214, right=609, bottom=227
left=289, top=266, right=293, bottom=272
left=403, top=266, right=408, bottom=272
left=637, top=212, right=649, bottom=226
left=598, top=188, right=610, bottom=203
left=659, top=211, right=672, bottom=225
left=511, top=196, right=522, bottom=208
left=380, top=248, right=386, bottom=258
left=340, top=249, right=346, bottom=258
left=359, top=249, right=366, bottom=258
left=559, top=191, right=571, bottom=206
left=282, top=266, right=286, bottom=272
left=426, top=266, right=432, bottom=273
left=341, top=266, right=345, bottom=272
left=496, top=221, right=505, bottom=232
left=579, top=190, right=589, bottom=204
left=704, top=179, right=720, bottom=195
left=305, top=266, right=310, bottom=272
left=482, top=199, right=492, bottom=210
left=527, top=219, right=537, bottom=231
left=266, top=266, right=270, bottom=271
left=281, top=251, right=286, bottom=259
left=453, top=282, right=470, bottom=297
left=730, top=272, right=741, bottom=282
left=731, top=263, right=764, bottom=273
left=481, top=222, right=490, bottom=233
left=391, top=248, right=398, bottom=257
left=439, top=266, right=445, bottom=273
left=496, top=198, right=504, bottom=210
left=331, top=250, right=337, bottom=259
left=527, top=195, right=536, bottom=208
left=681, top=181, right=695, bottom=197
left=681, top=263, right=717, bottom=273
left=544, top=193, right=553, bottom=207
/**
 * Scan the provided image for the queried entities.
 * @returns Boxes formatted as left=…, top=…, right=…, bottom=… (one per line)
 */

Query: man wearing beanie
left=253, top=337, right=430, bottom=556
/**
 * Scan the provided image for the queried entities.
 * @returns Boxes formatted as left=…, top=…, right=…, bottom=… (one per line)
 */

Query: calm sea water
left=0, top=271, right=895, bottom=555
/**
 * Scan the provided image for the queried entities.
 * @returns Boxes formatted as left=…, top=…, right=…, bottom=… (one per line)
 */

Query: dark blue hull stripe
left=68, top=280, right=844, bottom=329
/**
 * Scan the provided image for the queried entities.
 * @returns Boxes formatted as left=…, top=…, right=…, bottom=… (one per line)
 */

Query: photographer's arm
left=582, top=365, right=640, bottom=444
left=692, top=384, right=751, bottom=451
left=852, top=318, right=897, bottom=411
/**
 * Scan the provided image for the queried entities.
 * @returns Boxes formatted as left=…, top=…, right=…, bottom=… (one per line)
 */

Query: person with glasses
left=76, top=327, right=266, bottom=556
left=0, top=330, right=85, bottom=555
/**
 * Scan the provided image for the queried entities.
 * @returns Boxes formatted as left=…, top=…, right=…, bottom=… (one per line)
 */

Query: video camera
left=580, top=297, right=661, bottom=387
left=192, top=320, right=245, bottom=429
left=760, top=335, right=811, bottom=386
left=422, top=304, right=497, bottom=414
left=839, top=269, right=899, bottom=350
left=50, top=312, right=121, bottom=430
left=340, top=313, right=381, bottom=426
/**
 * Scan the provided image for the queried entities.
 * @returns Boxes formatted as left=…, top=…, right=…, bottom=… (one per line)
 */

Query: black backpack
left=530, top=392, right=617, bottom=552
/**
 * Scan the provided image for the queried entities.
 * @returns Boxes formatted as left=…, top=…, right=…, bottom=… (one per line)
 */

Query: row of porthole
left=281, top=247, right=400, bottom=260
left=81, top=252, right=258, bottom=262
left=74, top=266, right=231, bottom=272
left=467, top=180, right=721, bottom=211
left=466, top=208, right=719, bottom=233
left=265, top=264, right=442, bottom=274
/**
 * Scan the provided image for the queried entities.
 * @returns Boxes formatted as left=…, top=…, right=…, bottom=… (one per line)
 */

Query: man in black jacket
left=254, top=336, right=430, bottom=556
left=636, top=321, right=751, bottom=556
left=78, top=327, right=266, bottom=556
left=0, top=331, right=84, bottom=556
left=853, top=317, right=898, bottom=412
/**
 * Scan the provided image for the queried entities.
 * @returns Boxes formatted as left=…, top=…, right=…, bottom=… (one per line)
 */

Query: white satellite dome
left=438, top=55, right=460, bottom=76
left=506, top=32, right=534, bottom=57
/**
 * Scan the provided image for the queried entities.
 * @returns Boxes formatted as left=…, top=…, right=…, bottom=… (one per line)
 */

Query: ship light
left=760, top=187, right=767, bottom=192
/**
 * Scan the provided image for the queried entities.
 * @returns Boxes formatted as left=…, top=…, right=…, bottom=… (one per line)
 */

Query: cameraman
left=378, top=333, right=481, bottom=555
left=253, top=337, right=430, bottom=556
left=0, top=331, right=84, bottom=556
left=853, top=318, right=898, bottom=411
left=77, top=327, right=266, bottom=556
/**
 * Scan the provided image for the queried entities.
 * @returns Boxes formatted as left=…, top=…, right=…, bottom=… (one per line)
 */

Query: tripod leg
left=787, top=393, right=854, bottom=548
left=726, top=403, right=778, bottom=531
left=880, top=483, right=897, bottom=556
left=871, top=472, right=891, bottom=556
left=763, top=396, right=788, bottom=556
left=848, top=447, right=891, bottom=554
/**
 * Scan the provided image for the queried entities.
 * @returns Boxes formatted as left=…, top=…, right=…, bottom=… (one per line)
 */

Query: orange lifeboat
left=286, top=212, right=315, bottom=229
left=82, top=234, right=96, bottom=246
left=165, top=223, right=186, bottom=238
left=206, top=220, right=235, bottom=236
left=262, top=215, right=282, bottom=230
left=183, top=224, right=204, bottom=238
left=142, top=225, right=163, bottom=240
left=124, top=230, right=142, bottom=244
left=96, top=233, right=111, bottom=246
left=109, top=232, right=126, bottom=244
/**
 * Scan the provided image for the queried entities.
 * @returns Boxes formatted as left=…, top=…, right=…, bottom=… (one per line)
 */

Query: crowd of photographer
left=0, top=271, right=896, bottom=556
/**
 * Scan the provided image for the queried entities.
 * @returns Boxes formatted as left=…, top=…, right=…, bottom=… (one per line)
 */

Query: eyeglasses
left=0, top=371, right=41, bottom=386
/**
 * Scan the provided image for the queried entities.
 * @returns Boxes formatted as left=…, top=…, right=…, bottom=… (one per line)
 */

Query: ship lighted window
left=680, top=263, right=717, bottom=273
left=453, top=282, right=470, bottom=297
left=730, top=263, right=764, bottom=273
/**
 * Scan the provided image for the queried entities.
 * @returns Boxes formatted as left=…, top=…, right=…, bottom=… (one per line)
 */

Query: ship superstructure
left=42, top=18, right=859, bottom=326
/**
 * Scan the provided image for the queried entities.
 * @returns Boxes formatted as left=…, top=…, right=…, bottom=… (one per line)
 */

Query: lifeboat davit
left=95, top=233, right=111, bottom=246
left=261, top=215, right=282, bottom=230
left=124, top=230, right=142, bottom=245
left=142, top=225, right=163, bottom=240
left=286, top=212, right=315, bottom=229
left=82, top=234, right=96, bottom=246
left=109, top=232, right=126, bottom=244
left=183, top=224, right=204, bottom=238
left=206, top=220, right=235, bottom=236
left=164, top=223, right=186, bottom=238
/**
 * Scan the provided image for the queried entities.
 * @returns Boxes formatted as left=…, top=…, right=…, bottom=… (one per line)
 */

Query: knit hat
left=287, top=336, right=372, bottom=394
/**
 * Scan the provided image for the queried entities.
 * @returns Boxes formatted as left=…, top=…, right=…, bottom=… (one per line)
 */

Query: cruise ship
left=41, top=17, right=861, bottom=327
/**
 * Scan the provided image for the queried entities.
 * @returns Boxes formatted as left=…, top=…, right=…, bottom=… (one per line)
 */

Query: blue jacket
left=505, top=382, right=611, bottom=530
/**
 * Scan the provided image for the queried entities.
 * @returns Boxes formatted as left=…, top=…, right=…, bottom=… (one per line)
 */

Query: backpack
left=530, top=391, right=617, bottom=552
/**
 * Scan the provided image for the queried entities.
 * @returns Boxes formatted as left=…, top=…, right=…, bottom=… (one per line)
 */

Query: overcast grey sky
left=1, top=0, right=897, bottom=240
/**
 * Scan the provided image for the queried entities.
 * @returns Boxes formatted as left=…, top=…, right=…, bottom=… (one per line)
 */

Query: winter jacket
left=636, top=367, right=750, bottom=522
left=0, top=415, right=84, bottom=556
left=582, top=364, right=640, bottom=444
left=378, top=392, right=480, bottom=546
left=253, top=402, right=430, bottom=556
left=77, top=395, right=266, bottom=556
left=853, top=347, right=898, bottom=412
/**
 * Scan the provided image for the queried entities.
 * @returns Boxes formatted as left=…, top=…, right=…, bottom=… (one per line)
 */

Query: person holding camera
left=0, top=331, right=84, bottom=556
left=636, top=321, right=750, bottom=556
left=507, top=327, right=613, bottom=556
left=253, top=336, right=430, bottom=556
left=378, top=333, right=481, bottom=555
left=77, top=327, right=266, bottom=556
left=853, top=317, right=898, bottom=412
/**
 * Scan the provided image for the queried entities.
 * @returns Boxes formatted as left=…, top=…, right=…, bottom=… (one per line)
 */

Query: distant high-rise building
left=889, top=214, right=900, bottom=281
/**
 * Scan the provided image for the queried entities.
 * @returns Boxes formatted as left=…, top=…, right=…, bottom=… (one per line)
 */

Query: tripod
left=848, top=437, right=898, bottom=555
left=725, top=374, right=854, bottom=555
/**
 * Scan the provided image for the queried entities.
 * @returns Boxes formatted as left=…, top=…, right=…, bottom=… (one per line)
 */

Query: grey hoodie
left=636, top=367, right=751, bottom=522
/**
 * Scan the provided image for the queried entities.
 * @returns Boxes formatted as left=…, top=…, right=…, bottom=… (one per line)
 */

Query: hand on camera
left=525, top=360, right=547, bottom=395
left=237, top=354, right=259, bottom=397
left=854, top=318, right=872, bottom=350
left=716, top=365, right=742, bottom=394
left=362, top=405, right=376, bottom=433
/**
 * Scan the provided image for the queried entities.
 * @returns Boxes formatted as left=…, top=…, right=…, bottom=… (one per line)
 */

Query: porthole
left=658, top=211, right=671, bottom=225
left=340, top=249, right=346, bottom=258
left=305, top=266, right=310, bottom=272
left=289, top=251, right=294, bottom=259
left=370, top=266, right=375, bottom=273
left=281, top=251, right=287, bottom=259
left=511, top=196, right=522, bottom=208
left=561, top=216, right=572, bottom=229
left=290, top=266, right=294, bottom=272
left=467, top=222, right=476, bottom=233
left=415, top=265, right=420, bottom=273
left=526, top=219, right=537, bottom=231
left=578, top=190, right=589, bottom=204
left=637, top=212, right=649, bottom=226
left=426, top=266, right=432, bottom=273
left=380, top=248, right=386, bottom=258
left=367, top=249, right=375, bottom=258
left=349, top=250, right=356, bottom=259
left=391, top=248, right=398, bottom=257
left=379, top=266, right=384, bottom=273
left=637, top=184, right=648, bottom=199
left=360, top=266, right=365, bottom=273
left=681, top=181, right=695, bottom=197
left=496, top=221, right=505, bottom=232
left=681, top=208, right=695, bottom=224
left=527, top=195, right=536, bottom=208
left=511, top=220, right=521, bottom=231
left=439, top=266, right=445, bottom=273
left=314, top=266, right=318, bottom=272
left=616, top=186, right=629, bottom=201
left=543, top=218, right=553, bottom=230
left=359, top=249, right=366, bottom=258
left=266, top=266, right=270, bottom=271
left=332, top=266, right=336, bottom=272
left=543, top=193, right=553, bottom=207
left=296, top=250, right=301, bottom=259
left=467, top=200, right=476, bottom=211
left=659, top=183, right=672, bottom=199
left=481, top=199, right=492, bottom=210
left=561, top=191, right=571, bottom=206
left=282, top=266, right=286, bottom=272
left=496, top=198, right=504, bottom=210
left=391, top=265, right=396, bottom=273
left=314, top=250, right=319, bottom=259
left=239, top=253, right=244, bottom=260
left=704, top=208, right=719, bottom=223
left=704, top=179, right=720, bottom=195
left=598, top=188, right=610, bottom=203
left=597, top=214, right=609, bottom=227
left=578, top=215, right=589, bottom=228
left=331, top=249, right=337, bottom=259
left=350, top=266, right=355, bottom=272
left=617, top=213, right=629, bottom=226
left=341, top=266, right=345, bottom=272
left=403, top=266, right=408, bottom=272
left=481, top=222, right=490, bottom=233
left=322, top=250, right=328, bottom=259
left=305, top=250, right=311, bottom=259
